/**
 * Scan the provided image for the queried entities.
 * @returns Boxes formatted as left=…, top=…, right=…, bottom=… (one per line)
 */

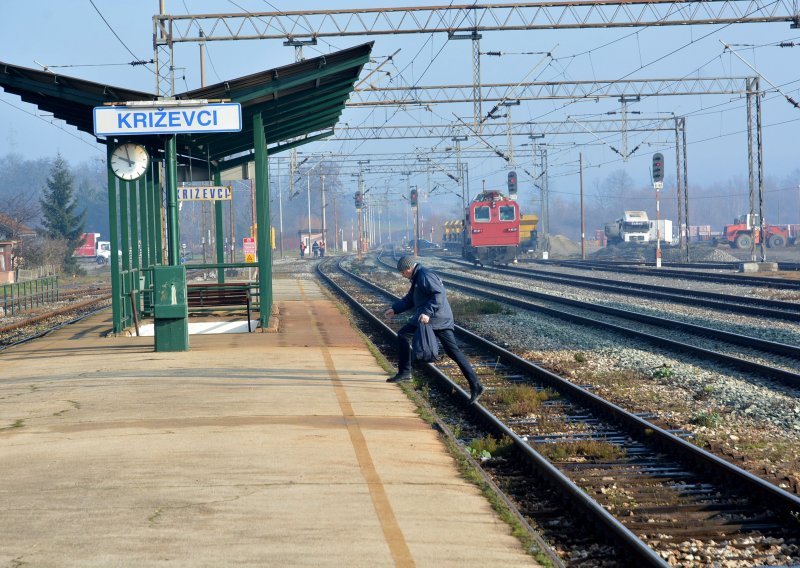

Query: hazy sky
left=2, top=1, right=799, bottom=212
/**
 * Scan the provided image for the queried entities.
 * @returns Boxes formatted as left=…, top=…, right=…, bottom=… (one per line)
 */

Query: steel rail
left=327, top=255, right=800, bottom=563
left=0, top=304, right=111, bottom=353
left=437, top=270, right=800, bottom=386
left=369, top=255, right=800, bottom=514
left=543, top=259, right=800, bottom=290
left=316, top=258, right=669, bottom=567
left=446, top=258, right=800, bottom=321
left=546, top=259, right=800, bottom=271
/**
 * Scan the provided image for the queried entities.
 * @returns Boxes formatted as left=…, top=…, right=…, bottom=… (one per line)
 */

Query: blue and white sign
left=93, top=103, right=242, bottom=136
left=178, top=186, right=232, bottom=201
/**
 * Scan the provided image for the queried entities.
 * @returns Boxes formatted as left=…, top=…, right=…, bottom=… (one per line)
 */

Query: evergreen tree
left=40, top=154, right=86, bottom=274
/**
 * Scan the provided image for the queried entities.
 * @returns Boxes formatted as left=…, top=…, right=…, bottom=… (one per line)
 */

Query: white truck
left=648, top=219, right=675, bottom=245
left=604, top=211, right=651, bottom=244
left=74, top=232, right=112, bottom=265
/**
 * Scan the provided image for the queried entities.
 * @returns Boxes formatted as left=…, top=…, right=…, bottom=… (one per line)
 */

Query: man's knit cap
left=397, top=255, right=418, bottom=272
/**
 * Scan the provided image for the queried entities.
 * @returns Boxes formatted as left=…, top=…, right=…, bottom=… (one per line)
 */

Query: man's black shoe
left=469, top=384, right=486, bottom=404
left=387, top=373, right=412, bottom=383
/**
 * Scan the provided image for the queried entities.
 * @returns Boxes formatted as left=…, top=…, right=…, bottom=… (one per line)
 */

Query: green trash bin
left=152, top=265, right=189, bottom=352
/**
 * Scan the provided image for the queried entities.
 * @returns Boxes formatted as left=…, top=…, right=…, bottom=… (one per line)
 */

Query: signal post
left=652, top=153, right=665, bottom=268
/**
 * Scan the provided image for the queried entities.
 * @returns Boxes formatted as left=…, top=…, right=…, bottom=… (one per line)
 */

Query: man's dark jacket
left=391, top=265, right=454, bottom=330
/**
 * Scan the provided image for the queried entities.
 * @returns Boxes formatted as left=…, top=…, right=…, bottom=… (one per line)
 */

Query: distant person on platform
left=383, top=256, right=485, bottom=404
left=300, top=241, right=306, bottom=258
left=312, top=240, right=320, bottom=258
left=319, top=240, right=326, bottom=257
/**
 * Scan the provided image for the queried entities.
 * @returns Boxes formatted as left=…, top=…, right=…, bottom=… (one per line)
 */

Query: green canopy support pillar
left=214, top=169, right=225, bottom=283
left=106, top=143, right=122, bottom=334
left=119, top=179, right=131, bottom=328
left=253, top=112, right=272, bottom=329
left=165, top=136, right=180, bottom=266
left=153, top=135, right=189, bottom=352
left=138, top=173, right=152, bottom=317
left=129, top=175, right=141, bottom=315
left=151, top=166, right=163, bottom=265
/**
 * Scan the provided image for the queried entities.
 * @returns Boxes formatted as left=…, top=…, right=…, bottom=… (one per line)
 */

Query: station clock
left=110, top=142, right=150, bottom=181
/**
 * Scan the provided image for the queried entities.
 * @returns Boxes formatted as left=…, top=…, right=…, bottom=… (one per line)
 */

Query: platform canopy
left=0, top=42, right=373, bottom=165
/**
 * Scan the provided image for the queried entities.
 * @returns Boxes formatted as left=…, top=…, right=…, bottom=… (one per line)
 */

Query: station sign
left=178, top=186, right=232, bottom=201
left=93, top=102, right=242, bottom=136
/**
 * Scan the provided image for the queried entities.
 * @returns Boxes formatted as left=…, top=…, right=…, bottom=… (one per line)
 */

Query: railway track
left=319, top=256, right=800, bottom=567
left=444, top=258, right=800, bottom=322
left=540, top=260, right=800, bottom=291
left=0, top=286, right=112, bottom=350
left=411, top=261, right=800, bottom=389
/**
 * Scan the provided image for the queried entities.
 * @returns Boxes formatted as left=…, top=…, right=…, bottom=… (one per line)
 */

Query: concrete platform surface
left=0, top=277, right=537, bottom=567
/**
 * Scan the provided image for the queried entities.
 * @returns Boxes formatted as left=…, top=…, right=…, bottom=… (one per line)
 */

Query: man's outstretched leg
left=436, top=329, right=485, bottom=403
left=388, top=323, right=416, bottom=383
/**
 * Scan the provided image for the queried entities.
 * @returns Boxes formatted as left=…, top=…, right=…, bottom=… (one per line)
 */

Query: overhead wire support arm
left=720, top=40, right=800, bottom=109
left=154, top=2, right=800, bottom=44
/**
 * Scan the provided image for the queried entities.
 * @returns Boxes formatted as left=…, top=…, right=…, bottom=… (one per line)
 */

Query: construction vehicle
left=519, top=213, right=539, bottom=252
left=604, top=211, right=651, bottom=245
left=721, top=214, right=790, bottom=248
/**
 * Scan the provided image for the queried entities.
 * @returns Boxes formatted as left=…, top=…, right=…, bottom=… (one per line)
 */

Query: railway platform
left=0, top=277, right=538, bottom=567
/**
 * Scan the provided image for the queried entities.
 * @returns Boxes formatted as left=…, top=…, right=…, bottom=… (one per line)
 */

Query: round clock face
left=110, top=143, right=149, bottom=181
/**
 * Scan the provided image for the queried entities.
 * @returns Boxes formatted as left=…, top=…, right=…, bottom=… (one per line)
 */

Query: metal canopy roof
left=0, top=42, right=372, bottom=165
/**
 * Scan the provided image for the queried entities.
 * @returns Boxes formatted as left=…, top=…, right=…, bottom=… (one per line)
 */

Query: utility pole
left=307, top=173, right=312, bottom=246
left=500, top=100, right=520, bottom=163
left=617, top=95, right=641, bottom=161
left=277, top=165, right=284, bottom=259
left=448, top=30, right=483, bottom=132
left=580, top=153, right=585, bottom=260
left=321, top=174, right=327, bottom=252
left=451, top=134, right=468, bottom=213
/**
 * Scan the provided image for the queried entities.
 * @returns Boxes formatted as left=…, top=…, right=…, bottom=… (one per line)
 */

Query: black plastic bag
left=412, top=323, right=440, bottom=362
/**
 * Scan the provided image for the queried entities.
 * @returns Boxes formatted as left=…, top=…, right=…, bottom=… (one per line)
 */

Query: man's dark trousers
left=396, top=322, right=480, bottom=391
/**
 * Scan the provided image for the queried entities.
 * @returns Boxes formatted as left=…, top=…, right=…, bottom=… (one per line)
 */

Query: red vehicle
left=722, top=214, right=790, bottom=249
left=463, top=190, right=520, bottom=265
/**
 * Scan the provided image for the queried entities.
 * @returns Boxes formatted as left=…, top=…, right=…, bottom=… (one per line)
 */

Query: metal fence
left=1, top=276, right=60, bottom=317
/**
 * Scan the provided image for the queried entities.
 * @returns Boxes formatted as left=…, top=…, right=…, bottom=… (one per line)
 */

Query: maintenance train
left=443, top=190, right=537, bottom=265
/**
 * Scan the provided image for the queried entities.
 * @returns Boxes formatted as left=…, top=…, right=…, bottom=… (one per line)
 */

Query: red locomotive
left=463, top=190, right=520, bottom=265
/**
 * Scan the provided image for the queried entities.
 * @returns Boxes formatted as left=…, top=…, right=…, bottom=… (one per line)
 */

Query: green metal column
left=106, top=144, right=122, bottom=333
left=129, top=175, right=141, bottom=317
left=138, top=173, right=152, bottom=316
left=151, top=166, right=163, bottom=265
left=155, top=135, right=189, bottom=352
left=119, top=179, right=131, bottom=328
left=165, top=136, right=180, bottom=266
left=214, top=170, right=225, bottom=283
left=253, top=112, right=272, bottom=329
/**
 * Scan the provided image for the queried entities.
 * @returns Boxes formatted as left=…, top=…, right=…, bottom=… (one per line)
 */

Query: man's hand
left=418, top=314, right=430, bottom=324
left=384, top=308, right=395, bottom=320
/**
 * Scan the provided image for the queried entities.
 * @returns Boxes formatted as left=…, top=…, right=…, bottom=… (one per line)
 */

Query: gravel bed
left=459, top=265, right=800, bottom=345
left=516, top=261, right=800, bottom=303
left=357, top=255, right=800, bottom=496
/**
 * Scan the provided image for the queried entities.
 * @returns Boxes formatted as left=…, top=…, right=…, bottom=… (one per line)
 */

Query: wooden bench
left=186, top=283, right=254, bottom=332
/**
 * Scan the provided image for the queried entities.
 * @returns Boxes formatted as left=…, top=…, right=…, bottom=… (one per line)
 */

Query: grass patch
left=450, top=298, right=509, bottom=320
left=468, top=434, right=516, bottom=459
left=691, top=411, right=722, bottom=428
left=587, top=368, right=642, bottom=389
left=534, top=439, right=626, bottom=462
left=488, top=385, right=557, bottom=416
left=651, top=364, right=675, bottom=380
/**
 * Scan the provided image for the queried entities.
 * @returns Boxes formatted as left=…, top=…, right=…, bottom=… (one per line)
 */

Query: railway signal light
left=410, top=188, right=418, bottom=207
left=652, top=153, right=664, bottom=184
left=507, top=171, right=518, bottom=199
left=354, top=190, right=363, bottom=210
